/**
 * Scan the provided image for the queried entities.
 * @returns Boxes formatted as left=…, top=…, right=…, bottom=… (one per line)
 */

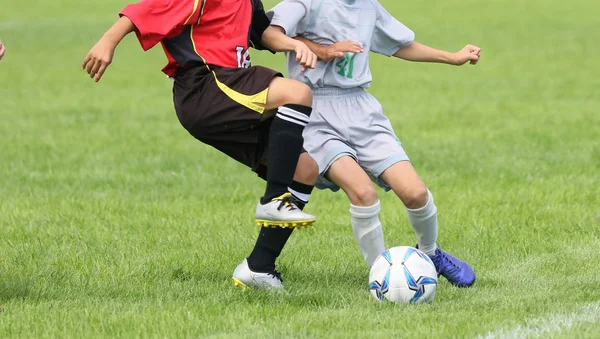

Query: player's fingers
left=90, top=61, right=102, bottom=79
left=309, top=52, right=317, bottom=69
left=86, top=58, right=97, bottom=75
left=0, top=45, right=5, bottom=60
left=304, top=52, right=312, bottom=68
left=83, top=53, right=94, bottom=70
left=95, top=63, right=108, bottom=82
left=300, top=48, right=309, bottom=66
left=296, top=49, right=302, bottom=62
left=469, top=54, right=479, bottom=65
left=305, top=49, right=312, bottom=66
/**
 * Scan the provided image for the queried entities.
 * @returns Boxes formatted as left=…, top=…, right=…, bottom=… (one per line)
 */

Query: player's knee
left=401, top=185, right=429, bottom=209
left=349, top=185, right=379, bottom=206
left=294, top=152, right=319, bottom=185
left=286, top=81, right=312, bottom=107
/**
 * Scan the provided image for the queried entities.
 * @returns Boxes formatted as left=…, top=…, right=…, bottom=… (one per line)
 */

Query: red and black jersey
left=120, top=0, right=272, bottom=77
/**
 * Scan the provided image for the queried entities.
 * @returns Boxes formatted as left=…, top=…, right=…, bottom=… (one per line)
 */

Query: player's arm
left=294, top=36, right=363, bottom=62
left=261, top=26, right=317, bottom=70
left=82, top=16, right=135, bottom=82
left=393, top=42, right=481, bottom=66
left=370, top=3, right=481, bottom=66
left=83, top=0, right=201, bottom=82
left=0, top=40, right=6, bottom=60
left=250, top=0, right=316, bottom=70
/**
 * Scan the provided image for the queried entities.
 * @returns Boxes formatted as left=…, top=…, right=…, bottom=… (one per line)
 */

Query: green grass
left=1, top=0, right=599, bottom=337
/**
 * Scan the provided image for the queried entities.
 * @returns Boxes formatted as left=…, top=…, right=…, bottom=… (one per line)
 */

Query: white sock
left=288, top=186, right=310, bottom=204
left=350, top=201, right=385, bottom=267
left=406, top=190, right=438, bottom=256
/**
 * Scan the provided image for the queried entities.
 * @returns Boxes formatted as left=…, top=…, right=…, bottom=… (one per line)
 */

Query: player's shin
left=350, top=201, right=385, bottom=267
left=247, top=152, right=315, bottom=273
left=406, top=189, right=438, bottom=256
left=261, top=104, right=312, bottom=203
left=247, top=226, right=294, bottom=273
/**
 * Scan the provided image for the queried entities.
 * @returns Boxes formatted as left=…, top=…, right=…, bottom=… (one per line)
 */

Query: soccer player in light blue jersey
left=268, top=0, right=480, bottom=287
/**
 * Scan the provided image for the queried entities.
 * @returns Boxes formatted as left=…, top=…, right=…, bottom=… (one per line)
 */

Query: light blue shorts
left=303, top=87, right=410, bottom=192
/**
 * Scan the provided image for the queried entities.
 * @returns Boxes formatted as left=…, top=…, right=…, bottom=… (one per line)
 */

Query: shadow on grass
left=0, top=279, right=32, bottom=302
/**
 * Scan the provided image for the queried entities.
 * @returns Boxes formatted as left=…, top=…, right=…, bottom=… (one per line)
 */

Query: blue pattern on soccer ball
left=410, top=286, right=425, bottom=304
left=403, top=257, right=437, bottom=303
left=369, top=281, right=385, bottom=300
left=382, top=250, right=392, bottom=264
left=416, top=249, right=435, bottom=267
left=403, top=266, right=419, bottom=290
left=380, top=268, right=391, bottom=295
left=417, top=277, right=437, bottom=285
left=371, top=248, right=438, bottom=303
left=403, top=247, right=417, bottom=262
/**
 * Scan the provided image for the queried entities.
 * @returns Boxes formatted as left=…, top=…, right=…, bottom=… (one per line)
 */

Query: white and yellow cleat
left=255, top=193, right=316, bottom=228
left=232, top=259, right=284, bottom=290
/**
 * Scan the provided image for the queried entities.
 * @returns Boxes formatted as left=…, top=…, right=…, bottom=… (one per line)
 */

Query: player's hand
left=323, top=41, right=363, bottom=61
left=0, top=40, right=6, bottom=60
left=82, top=37, right=117, bottom=82
left=451, top=44, right=481, bottom=65
left=294, top=41, right=318, bottom=71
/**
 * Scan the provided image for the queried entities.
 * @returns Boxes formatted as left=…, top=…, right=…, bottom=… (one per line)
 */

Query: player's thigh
left=349, top=92, right=419, bottom=199
left=174, top=66, right=278, bottom=172
left=328, top=156, right=379, bottom=206
left=265, top=77, right=313, bottom=111
left=379, top=161, right=428, bottom=209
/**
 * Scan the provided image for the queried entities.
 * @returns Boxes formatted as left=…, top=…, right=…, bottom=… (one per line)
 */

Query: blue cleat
left=429, top=248, right=476, bottom=287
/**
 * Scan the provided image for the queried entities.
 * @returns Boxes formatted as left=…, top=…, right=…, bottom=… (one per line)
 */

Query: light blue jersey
left=267, top=0, right=414, bottom=89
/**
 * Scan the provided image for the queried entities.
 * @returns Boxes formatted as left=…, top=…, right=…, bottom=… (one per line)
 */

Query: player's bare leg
left=327, top=156, right=385, bottom=267
left=233, top=79, right=318, bottom=290
left=252, top=77, right=316, bottom=228
left=380, top=161, right=476, bottom=287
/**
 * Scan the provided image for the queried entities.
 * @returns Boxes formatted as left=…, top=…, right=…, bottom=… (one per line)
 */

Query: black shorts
left=173, top=65, right=282, bottom=178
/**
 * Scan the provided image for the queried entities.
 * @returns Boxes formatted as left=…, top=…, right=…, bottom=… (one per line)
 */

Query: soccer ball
left=369, top=246, right=438, bottom=304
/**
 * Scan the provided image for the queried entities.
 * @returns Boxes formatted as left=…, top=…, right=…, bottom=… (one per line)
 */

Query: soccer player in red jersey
left=82, top=0, right=321, bottom=290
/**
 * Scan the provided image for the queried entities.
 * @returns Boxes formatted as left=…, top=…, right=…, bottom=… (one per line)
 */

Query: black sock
left=246, top=181, right=314, bottom=272
left=247, top=227, right=294, bottom=272
left=288, top=180, right=314, bottom=210
left=260, top=104, right=311, bottom=204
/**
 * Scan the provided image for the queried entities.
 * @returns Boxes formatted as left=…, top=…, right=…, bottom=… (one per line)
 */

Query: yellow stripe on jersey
left=197, top=0, right=207, bottom=24
left=184, top=0, right=201, bottom=25
left=190, top=21, right=210, bottom=73
left=190, top=0, right=209, bottom=68
left=188, top=0, right=267, bottom=115
left=212, top=71, right=269, bottom=114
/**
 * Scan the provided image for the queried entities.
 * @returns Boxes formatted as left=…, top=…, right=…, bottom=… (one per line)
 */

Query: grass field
left=1, top=0, right=599, bottom=337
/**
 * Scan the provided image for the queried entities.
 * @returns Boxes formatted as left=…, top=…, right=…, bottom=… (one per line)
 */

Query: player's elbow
left=393, top=42, right=412, bottom=59
left=261, top=26, right=284, bottom=48
left=268, top=25, right=286, bottom=35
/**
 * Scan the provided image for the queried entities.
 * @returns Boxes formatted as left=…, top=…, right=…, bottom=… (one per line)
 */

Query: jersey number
left=236, top=46, right=251, bottom=68
left=336, top=52, right=356, bottom=78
